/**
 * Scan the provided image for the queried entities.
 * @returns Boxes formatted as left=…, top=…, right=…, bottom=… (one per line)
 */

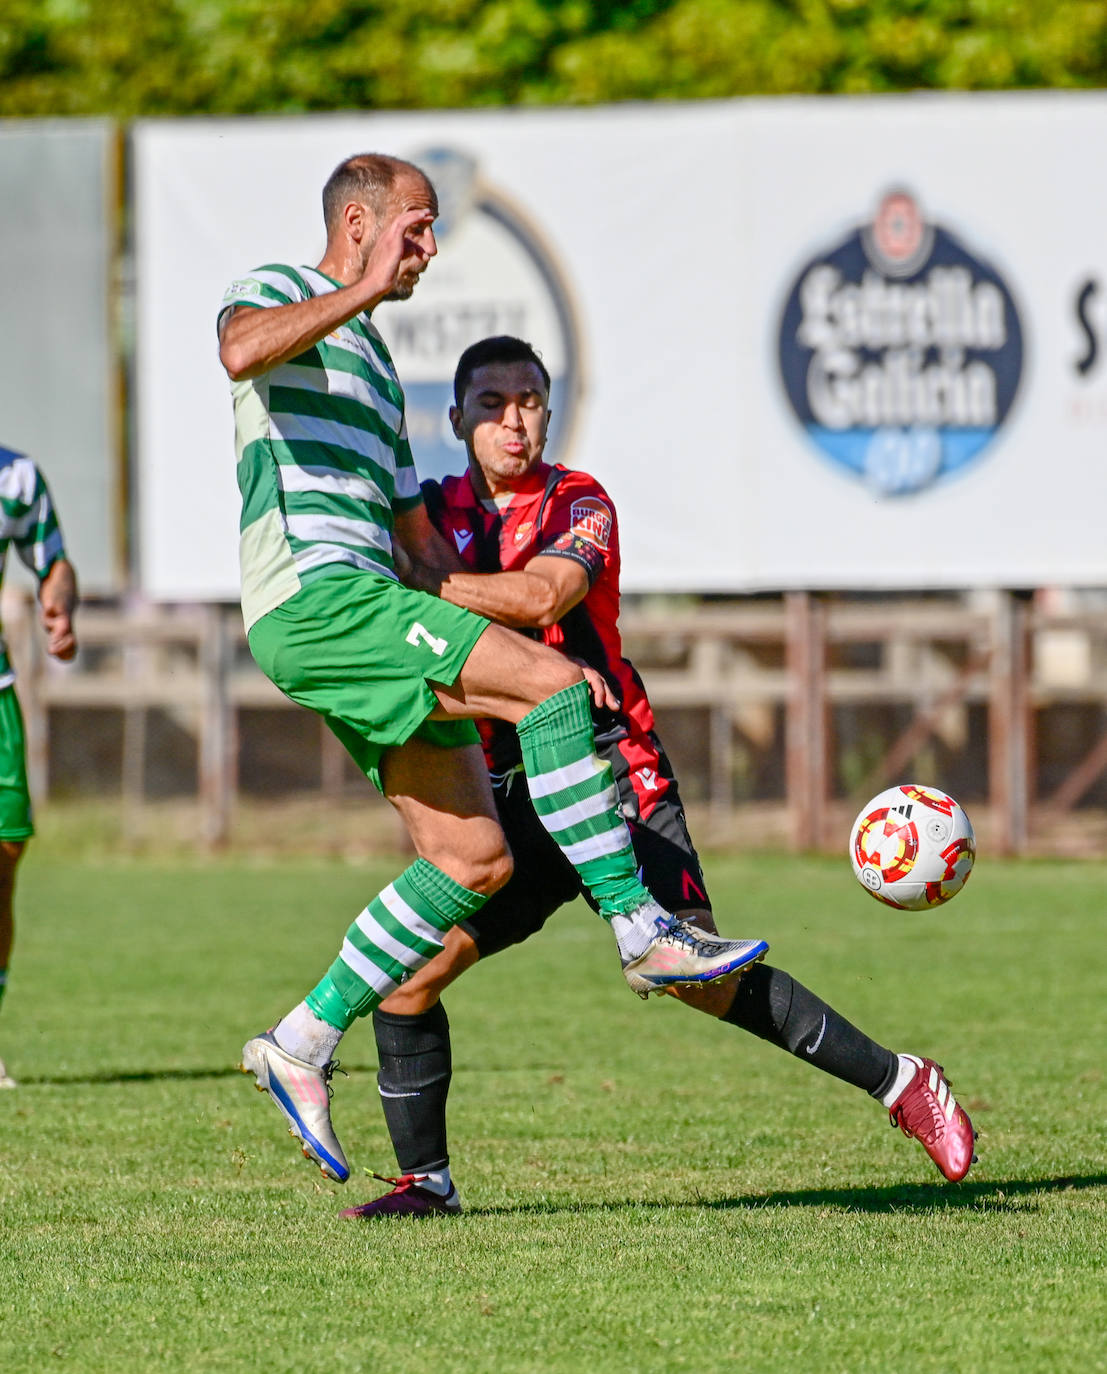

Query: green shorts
left=0, top=685, right=33, bottom=840
left=248, top=566, right=489, bottom=793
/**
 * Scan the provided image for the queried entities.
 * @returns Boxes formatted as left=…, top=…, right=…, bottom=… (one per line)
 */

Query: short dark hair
left=322, top=153, right=430, bottom=232
left=453, top=336, right=552, bottom=406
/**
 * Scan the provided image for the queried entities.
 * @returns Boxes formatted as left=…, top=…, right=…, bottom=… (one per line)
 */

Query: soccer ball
left=849, top=783, right=976, bottom=910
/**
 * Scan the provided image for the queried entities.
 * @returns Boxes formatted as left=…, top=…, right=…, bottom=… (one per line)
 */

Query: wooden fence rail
left=6, top=589, right=1107, bottom=854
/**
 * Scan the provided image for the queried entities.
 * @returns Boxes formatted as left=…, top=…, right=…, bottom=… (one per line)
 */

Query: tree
left=2, top=0, right=1106, bottom=117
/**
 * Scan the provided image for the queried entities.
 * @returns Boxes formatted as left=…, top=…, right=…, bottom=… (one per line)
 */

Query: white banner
left=134, top=94, right=1107, bottom=597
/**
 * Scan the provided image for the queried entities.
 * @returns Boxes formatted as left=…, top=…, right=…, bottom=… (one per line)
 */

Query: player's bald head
left=322, top=154, right=434, bottom=233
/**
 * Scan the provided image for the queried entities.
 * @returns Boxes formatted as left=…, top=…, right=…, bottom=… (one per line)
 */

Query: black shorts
left=459, top=733, right=711, bottom=959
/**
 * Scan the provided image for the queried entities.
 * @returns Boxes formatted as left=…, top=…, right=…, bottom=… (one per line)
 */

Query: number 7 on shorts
left=406, top=622, right=448, bottom=657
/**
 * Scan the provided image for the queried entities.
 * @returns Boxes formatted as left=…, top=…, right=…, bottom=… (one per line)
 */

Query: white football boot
left=240, top=1031, right=349, bottom=1182
left=621, top=917, right=769, bottom=998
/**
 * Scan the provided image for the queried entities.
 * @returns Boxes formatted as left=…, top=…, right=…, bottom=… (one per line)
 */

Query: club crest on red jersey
left=513, top=520, right=534, bottom=548
left=569, top=497, right=612, bottom=549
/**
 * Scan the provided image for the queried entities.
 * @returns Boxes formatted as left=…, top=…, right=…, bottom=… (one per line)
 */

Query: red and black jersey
left=424, top=462, right=671, bottom=821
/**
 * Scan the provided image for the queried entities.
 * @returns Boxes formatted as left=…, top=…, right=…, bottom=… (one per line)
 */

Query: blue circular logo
left=778, top=190, right=1023, bottom=497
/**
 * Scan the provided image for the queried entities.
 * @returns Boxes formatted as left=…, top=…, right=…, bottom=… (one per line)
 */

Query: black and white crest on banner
left=777, top=190, right=1024, bottom=497
left=373, top=147, right=582, bottom=482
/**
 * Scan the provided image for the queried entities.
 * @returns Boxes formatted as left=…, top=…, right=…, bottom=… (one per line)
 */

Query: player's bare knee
left=439, top=844, right=512, bottom=896
left=468, top=846, right=513, bottom=896
left=515, top=642, right=581, bottom=708
left=541, top=652, right=583, bottom=698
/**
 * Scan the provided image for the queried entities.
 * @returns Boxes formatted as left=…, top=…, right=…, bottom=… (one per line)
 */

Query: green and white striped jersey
left=219, top=264, right=422, bottom=630
left=0, top=447, right=67, bottom=689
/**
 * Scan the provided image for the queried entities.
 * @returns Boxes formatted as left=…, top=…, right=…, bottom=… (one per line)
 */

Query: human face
left=451, top=361, right=551, bottom=494
left=380, top=173, right=438, bottom=301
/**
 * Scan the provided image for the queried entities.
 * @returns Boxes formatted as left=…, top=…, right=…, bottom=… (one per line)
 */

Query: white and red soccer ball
left=849, top=784, right=975, bottom=910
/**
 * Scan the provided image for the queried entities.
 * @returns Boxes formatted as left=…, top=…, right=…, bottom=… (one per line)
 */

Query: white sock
left=414, top=1167, right=453, bottom=1197
left=610, top=900, right=671, bottom=961
left=881, top=1053, right=923, bottom=1108
left=273, top=1002, right=344, bottom=1068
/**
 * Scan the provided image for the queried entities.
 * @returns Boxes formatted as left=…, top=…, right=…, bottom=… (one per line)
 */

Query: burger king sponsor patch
left=569, top=497, right=612, bottom=549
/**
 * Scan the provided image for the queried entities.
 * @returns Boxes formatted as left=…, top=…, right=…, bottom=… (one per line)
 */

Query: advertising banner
left=743, top=94, right=1107, bottom=590
left=134, top=94, right=1107, bottom=597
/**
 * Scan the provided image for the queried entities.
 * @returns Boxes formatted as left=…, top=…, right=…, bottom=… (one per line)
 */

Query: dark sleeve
left=534, top=475, right=615, bottom=587
left=420, top=479, right=447, bottom=537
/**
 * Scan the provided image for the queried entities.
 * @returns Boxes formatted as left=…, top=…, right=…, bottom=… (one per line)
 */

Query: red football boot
left=339, top=1172, right=462, bottom=1219
left=888, top=1055, right=977, bottom=1182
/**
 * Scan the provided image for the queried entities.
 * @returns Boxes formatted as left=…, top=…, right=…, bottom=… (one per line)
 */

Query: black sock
left=372, top=1003, right=453, bottom=1174
left=721, top=963, right=899, bottom=1098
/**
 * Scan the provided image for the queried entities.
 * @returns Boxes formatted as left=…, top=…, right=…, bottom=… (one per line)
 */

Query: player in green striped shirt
left=0, top=447, right=78, bottom=1089
left=220, top=153, right=767, bottom=1185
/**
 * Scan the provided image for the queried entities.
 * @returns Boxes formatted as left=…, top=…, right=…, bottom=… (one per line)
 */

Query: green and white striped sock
left=517, top=681, right=654, bottom=921
left=305, top=859, right=487, bottom=1031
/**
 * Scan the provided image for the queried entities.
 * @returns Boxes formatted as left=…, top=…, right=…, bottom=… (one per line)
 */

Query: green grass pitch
left=2, top=844, right=1104, bottom=1373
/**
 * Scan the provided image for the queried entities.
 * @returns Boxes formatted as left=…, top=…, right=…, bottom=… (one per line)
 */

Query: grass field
left=2, top=843, right=1104, bottom=1373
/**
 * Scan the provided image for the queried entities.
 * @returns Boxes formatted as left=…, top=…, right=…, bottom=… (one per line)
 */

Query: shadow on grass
left=18, top=1066, right=250, bottom=1086
left=17, top=1060, right=396, bottom=1087
left=16, top=1060, right=395, bottom=1087
left=700, top=1173, right=1107, bottom=1213
left=463, top=1173, right=1107, bottom=1219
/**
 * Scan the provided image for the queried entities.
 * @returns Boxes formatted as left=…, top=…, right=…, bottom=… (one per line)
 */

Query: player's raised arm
left=219, top=202, right=436, bottom=381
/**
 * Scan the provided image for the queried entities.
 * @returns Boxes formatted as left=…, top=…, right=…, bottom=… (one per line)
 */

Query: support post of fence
left=709, top=702, right=733, bottom=827
left=786, top=591, right=827, bottom=850
left=989, top=589, right=1032, bottom=856
left=200, top=605, right=233, bottom=849
left=121, top=630, right=147, bottom=847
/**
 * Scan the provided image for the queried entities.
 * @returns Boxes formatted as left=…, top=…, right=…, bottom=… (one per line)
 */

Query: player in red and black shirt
left=419, top=410, right=708, bottom=928
left=341, top=337, right=977, bottom=1220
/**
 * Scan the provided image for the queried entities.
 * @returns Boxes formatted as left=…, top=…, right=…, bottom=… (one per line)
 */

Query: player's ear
left=449, top=405, right=464, bottom=440
left=544, top=408, right=552, bottom=433
left=344, top=200, right=369, bottom=243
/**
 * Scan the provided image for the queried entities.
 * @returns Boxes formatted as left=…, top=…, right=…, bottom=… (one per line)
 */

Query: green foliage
left=2, top=850, right=1105, bottom=1371
left=1, top=0, right=1106, bottom=117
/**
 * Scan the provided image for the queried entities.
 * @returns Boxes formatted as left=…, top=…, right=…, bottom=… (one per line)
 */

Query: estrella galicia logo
left=778, top=190, right=1023, bottom=497
left=373, top=147, right=583, bottom=483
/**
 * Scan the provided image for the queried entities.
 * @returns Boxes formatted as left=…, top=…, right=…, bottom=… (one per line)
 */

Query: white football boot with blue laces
left=240, top=1031, right=350, bottom=1182
left=621, top=918, right=769, bottom=997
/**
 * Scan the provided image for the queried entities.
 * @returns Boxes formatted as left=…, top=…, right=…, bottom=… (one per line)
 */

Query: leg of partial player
left=240, top=739, right=509, bottom=1184
left=431, top=626, right=769, bottom=995
left=0, top=841, right=24, bottom=1089
left=337, top=926, right=480, bottom=1220
left=341, top=771, right=597, bottom=1221
left=675, top=957, right=977, bottom=1182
